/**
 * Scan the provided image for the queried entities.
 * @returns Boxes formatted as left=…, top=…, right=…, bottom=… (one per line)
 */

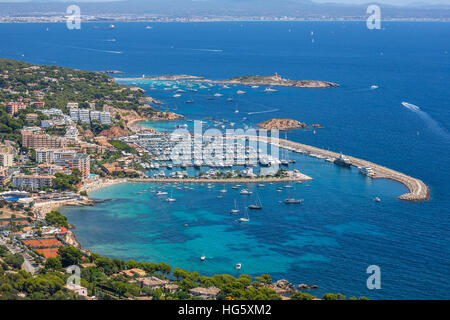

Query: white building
left=100, top=111, right=111, bottom=125
left=0, top=153, right=14, bottom=167
left=12, top=175, right=53, bottom=190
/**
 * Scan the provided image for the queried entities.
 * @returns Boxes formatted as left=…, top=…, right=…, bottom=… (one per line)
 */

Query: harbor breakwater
left=245, top=135, right=430, bottom=202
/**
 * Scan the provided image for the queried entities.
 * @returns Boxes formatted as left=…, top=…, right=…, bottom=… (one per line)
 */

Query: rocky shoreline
left=257, top=118, right=307, bottom=130
left=116, top=73, right=339, bottom=89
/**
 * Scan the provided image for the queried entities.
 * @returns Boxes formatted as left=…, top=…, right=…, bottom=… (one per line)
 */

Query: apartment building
left=12, top=175, right=54, bottom=190
left=21, top=130, right=66, bottom=149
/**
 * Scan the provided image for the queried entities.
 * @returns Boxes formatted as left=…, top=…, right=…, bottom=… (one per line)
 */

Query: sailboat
left=238, top=208, right=250, bottom=223
left=166, top=190, right=176, bottom=202
left=230, top=199, right=240, bottom=214
left=234, top=105, right=239, bottom=113
left=284, top=185, right=303, bottom=204
left=248, top=192, right=263, bottom=210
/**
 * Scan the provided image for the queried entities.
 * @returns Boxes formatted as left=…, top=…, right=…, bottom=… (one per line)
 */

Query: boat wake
left=402, top=102, right=450, bottom=141
left=247, top=108, right=280, bottom=115
left=192, top=48, right=223, bottom=53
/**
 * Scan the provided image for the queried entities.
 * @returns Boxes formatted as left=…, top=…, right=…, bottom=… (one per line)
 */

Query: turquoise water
left=2, top=21, right=449, bottom=299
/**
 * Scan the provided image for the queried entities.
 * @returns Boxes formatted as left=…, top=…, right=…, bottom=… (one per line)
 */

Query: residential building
left=136, top=277, right=169, bottom=289
left=36, top=164, right=64, bottom=175
left=26, top=113, right=39, bottom=122
left=67, top=102, right=79, bottom=109
left=6, top=102, right=26, bottom=115
left=12, top=175, right=54, bottom=190
left=78, top=109, right=90, bottom=123
left=0, top=152, right=14, bottom=167
left=100, top=111, right=111, bottom=125
left=21, top=130, right=66, bottom=149
left=189, top=287, right=221, bottom=299
left=64, top=284, right=88, bottom=297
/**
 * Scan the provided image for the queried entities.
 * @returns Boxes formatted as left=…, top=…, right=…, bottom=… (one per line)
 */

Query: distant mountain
left=0, top=0, right=449, bottom=19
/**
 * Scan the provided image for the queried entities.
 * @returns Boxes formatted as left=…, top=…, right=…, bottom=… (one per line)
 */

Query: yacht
left=230, top=199, right=240, bottom=214
left=227, top=98, right=234, bottom=102
left=251, top=85, right=259, bottom=89
left=173, top=94, right=181, bottom=98
left=284, top=198, right=304, bottom=204
left=235, top=263, right=242, bottom=270
left=156, top=191, right=168, bottom=196
left=240, top=189, right=252, bottom=195
left=374, top=197, right=382, bottom=202
left=334, top=154, right=352, bottom=167
left=264, top=87, right=278, bottom=92
left=236, top=90, right=246, bottom=95
left=238, top=209, right=250, bottom=223
left=248, top=193, right=263, bottom=210
left=360, top=166, right=376, bottom=178
left=214, top=93, right=223, bottom=97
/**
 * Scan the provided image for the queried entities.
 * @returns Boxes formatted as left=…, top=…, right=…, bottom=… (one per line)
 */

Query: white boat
left=173, top=94, right=181, bottom=98
left=248, top=192, right=263, bottom=210
left=402, top=102, right=420, bottom=111
left=264, top=87, right=278, bottom=92
left=236, top=90, right=246, bottom=95
left=230, top=199, right=240, bottom=214
left=235, top=263, right=242, bottom=270
left=371, top=85, right=379, bottom=89
left=156, top=191, right=168, bottom=196
left=201, top=255, right=206, bottom=261
left=220, top=189, right=227, bottom=193
left=251, top=85, right=259, bottom=89
left=360, top=166, right=376, bottom=178
left=240, top=189, right=252, bottom=195
left=214, top=93, right=223, bottom=97
left=146, top=26, right=153, bottom=30
left=238, top=209, right=250, bottom=223
left=166, top=190, right=176, bottom=202
left=374, top=197, right=381, bottom=202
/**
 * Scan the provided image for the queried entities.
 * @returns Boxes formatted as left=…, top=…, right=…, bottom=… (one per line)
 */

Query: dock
left=128, top=175, right=312, bottom=184
left=246, top=135, right=429, bottom=202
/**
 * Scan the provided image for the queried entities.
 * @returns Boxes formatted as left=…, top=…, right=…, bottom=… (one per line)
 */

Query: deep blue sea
left=1, top=21, right=449, bottom=299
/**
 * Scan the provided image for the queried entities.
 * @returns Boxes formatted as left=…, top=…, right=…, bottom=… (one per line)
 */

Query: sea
left=1, top=21, right=449, bottom=299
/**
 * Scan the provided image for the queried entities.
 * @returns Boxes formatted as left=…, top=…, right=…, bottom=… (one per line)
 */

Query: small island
left=216, top=73, right=339, bottom=88
left=117, top=73, right=339, bottom=88
left=257, top=118, right=307, bottom=130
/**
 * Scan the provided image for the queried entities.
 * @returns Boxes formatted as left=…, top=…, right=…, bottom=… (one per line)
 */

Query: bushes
left=45, top=210, right=69, bottom=228
left=3, top=253, right=24, bottom=269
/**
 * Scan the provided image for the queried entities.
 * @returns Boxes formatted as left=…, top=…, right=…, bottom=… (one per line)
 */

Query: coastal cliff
left=257, top=118, right=307, bottom=130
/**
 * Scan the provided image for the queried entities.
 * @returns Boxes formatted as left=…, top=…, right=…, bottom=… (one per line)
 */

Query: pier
left=246, top=135, right=430, bottom=202
left=128, top=175, right=312, bottom=184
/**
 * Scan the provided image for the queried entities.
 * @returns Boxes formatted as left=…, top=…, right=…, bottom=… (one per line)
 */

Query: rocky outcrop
left=99, top=126, right=130, bottom=138
left=257, top=118, right=306, bottom=130
left=215, top=74, right=339, bottom=88
left=151, top=110, right=184, bottom=121
left=268, top=279, right=295, bottom=294
left=298, top=284, right=319, bottom=290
